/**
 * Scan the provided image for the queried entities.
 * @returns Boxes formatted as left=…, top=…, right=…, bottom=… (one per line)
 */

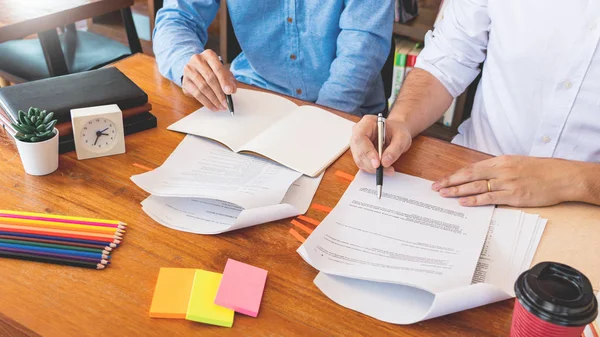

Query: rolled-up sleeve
left=153, top=0, right=220, bottom=86
left=415, top=0, right=490, bottom=97
left=316, top=0, right=393, bottom=114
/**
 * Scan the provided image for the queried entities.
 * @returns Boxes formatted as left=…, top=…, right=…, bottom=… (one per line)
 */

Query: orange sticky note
left=311, top=203, right=333, bottom=213
left=297, top=215, right=320, bottom=226
left=288, top=228, right=306, bottom=243
left=149, top=268, right=196, bottom=318
left=335, top=170, right=355, bottom=182
left=291, top=219, right=313, bottom=234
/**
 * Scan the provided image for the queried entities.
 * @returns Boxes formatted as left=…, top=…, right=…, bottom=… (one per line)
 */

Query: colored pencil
left=0, top=247, right=109, bottom=264
left=0, top=232, right=119, bottom=247
left=0, top=238, right=109, bottom=254
left=0, top=218, right=124, bottom=234
left=0, top=242, right=110, bottom=259
left=0, top=213, right=126, bottom=229
left=0, top=236, right=114, bottom=251
left=0, top=250, right=106, bottom=269
left=0, top=210, right=125, bottom=227
left=0, top=224, right=122, bottom=242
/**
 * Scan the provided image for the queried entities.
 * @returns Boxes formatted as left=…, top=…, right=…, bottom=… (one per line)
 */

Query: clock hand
left=99, top=127, right=109, bottom=133
left=100, top=133, right=109, bottom=136
left=93, top=131, right=101, bottom=146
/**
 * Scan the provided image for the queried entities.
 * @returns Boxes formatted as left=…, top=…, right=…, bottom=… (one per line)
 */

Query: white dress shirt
left=416, top=0, right=600, bottom=162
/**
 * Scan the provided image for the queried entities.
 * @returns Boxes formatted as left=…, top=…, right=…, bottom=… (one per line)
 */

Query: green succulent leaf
left=29, top=136, right=40, bottom=142
left=39, top=110, right=47, bottom=121
left=30, top=116, right=37, bottom=124
left=42, top=112, right=54, bottom=124
left=45, top=120, right=57, bottom=131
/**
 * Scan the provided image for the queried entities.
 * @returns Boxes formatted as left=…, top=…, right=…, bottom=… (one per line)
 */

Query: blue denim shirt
left=154, top=0, right=393, bottom=115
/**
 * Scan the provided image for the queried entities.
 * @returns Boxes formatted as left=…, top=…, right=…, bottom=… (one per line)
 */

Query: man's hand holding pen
left=182, top=49, right=237, bottom=113
left=350, top=115, right=413, bottom=194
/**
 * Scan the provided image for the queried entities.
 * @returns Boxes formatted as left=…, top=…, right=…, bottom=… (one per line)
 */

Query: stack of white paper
left=298, top=171, right=547, bottom=324
left=131, top=135, right=323, bottom=234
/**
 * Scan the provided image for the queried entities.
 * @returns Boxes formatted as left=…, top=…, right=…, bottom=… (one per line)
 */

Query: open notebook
left=167, top=89, right=355, bottom=177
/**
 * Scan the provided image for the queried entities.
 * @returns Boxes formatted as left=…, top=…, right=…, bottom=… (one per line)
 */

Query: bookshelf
left=392, top=0, right=471, bottom=142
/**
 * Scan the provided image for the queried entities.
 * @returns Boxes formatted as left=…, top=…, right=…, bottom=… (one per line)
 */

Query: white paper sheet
left=297, top=172, right=547, bottom=324
left=299, top=171, right=495, bottom=293
left=167, top=89, right=355, bottom=177
left=131, top=135, right=302, bottom=209
left=141, top=174, right=323, bottom=235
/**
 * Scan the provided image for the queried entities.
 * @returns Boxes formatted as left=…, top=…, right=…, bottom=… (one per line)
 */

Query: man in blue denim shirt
left=153, top=1, right=393, bottom=115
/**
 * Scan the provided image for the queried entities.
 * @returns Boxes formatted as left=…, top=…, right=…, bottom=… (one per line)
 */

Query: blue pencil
left=0, top=231, right=119, bottom=247
left=0, top=242, right=110, bottom=259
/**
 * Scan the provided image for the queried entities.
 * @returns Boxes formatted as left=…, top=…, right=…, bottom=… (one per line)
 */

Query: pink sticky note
left=214, top=259, right=268, bottom=317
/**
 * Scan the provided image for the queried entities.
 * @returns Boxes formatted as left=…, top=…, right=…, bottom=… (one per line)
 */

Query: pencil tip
left=97, top=264, right=106, bottom=269
left=377, top=186, right=382, bottom=199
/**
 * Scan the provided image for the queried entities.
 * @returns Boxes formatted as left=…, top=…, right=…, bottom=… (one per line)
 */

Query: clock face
left=80, top=118, right=119, bottom=152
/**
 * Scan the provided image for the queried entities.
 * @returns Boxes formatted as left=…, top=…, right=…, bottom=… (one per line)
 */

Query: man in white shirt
left=351, top=0, right=600, bottom=207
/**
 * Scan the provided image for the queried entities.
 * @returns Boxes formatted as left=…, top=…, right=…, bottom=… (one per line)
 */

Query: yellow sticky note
left=149, top=268, right=196, bottom=318
left=186, top=270, right=234, bottom=327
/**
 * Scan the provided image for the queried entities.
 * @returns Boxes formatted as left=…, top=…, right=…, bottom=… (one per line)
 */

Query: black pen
left=376, top=113, right=385, bottom=199
left=218, top=56, right=235, bottom=116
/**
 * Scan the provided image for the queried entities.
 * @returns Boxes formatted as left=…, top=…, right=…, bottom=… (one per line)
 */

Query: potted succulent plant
left=9, top=107, right=59, bottom=175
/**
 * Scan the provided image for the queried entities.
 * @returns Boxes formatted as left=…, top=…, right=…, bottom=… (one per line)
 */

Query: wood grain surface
left=0, top=54, right=592, bottom=337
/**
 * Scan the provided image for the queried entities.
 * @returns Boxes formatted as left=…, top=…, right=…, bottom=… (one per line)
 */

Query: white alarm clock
left=70, top=104, right=126, bottom=160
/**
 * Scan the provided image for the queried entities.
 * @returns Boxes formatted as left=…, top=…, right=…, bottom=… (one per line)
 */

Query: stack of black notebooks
left=0, top=68, right=157, bottom=153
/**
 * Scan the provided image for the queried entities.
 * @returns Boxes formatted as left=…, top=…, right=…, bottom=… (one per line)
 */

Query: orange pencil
left=0, top=224, right=120, bottom=239
left=0, top=218, right=124, bottom=234
left=0, top=225, right=120, bottom=243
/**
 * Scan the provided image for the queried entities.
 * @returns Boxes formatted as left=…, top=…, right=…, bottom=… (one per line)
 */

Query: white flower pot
left=15, top=128, right=59, bottom=176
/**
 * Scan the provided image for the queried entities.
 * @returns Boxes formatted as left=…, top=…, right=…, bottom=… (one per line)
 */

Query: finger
left=183, top=80, right=219, bottom=111
left=187, top=72, right=222, bottom=111
left=191, top=58, right=228, bottom=110
left=205, top=54, right=237, bottom=94
left=439, top=179, right=495, bottom=197
left=350, top=117, right=379, bottom=170
left=458, top=191, right=512, bottom=207
left=381, top=132, right=410, bottom=167
left=384, top=166, right=395, bottom=176
left=432, top=165, right=496, bottom=191
left=351, top=145, right=377, bottom=174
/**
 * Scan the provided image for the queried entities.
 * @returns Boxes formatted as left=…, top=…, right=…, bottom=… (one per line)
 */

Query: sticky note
left=149, top=268, right=196, bottom=318
left=186, top=270, right=234, bottom=327
left=214, top=259, right=268, bottom=317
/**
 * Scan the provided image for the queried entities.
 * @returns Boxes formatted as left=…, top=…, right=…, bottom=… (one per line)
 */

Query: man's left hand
left=431, top=155, right=579, bottom=207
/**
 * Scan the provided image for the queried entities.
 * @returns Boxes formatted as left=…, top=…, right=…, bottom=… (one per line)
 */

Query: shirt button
left=287, top=17, right=293, bottom=23
left=590, top=23, right=598, bottom=30
left=290, top=54, right=297, bottom=60
left=296, top=89, right=302, bottom=95
left=564, top=81, right=572, bottom=89
left=542, top=136, right=551, bottom=143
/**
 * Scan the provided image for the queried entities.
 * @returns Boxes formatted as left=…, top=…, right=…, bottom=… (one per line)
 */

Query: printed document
left=298, top=172, right=547, bottom=324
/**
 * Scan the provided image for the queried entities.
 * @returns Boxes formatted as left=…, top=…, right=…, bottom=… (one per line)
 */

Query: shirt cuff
left=171, top=53, right=197, bottom=87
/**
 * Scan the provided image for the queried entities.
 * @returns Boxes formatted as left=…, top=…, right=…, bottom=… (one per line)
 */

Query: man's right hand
left=182, top=49, right=237, bottom=111
left=350, top=115, right=413, bottom=174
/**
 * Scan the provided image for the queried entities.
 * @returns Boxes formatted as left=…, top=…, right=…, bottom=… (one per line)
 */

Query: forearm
left=388, top=68, right=453, bottom=137
left=568, top=161, right=600, bottom=205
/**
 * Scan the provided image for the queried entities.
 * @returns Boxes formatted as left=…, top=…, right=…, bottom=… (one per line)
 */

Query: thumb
left=381, top=132, right=410, bottom=167
left=222, top=70, right=237, bottom=94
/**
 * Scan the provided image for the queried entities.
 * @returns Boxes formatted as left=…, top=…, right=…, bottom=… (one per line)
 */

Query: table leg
left=38, top=29, right=69, bottom=77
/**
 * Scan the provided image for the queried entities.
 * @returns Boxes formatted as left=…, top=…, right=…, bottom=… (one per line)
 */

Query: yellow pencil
left=0, top=210, right=126, bottom=226
left=0, top=217, right=123, bottom=234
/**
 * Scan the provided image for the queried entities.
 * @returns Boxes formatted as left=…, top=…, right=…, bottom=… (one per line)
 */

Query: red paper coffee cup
left=511, top=262, right=598, bottom=337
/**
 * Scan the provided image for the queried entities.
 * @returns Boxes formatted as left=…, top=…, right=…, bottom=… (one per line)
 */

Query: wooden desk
left=0, top=54, right=595, bottom=336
